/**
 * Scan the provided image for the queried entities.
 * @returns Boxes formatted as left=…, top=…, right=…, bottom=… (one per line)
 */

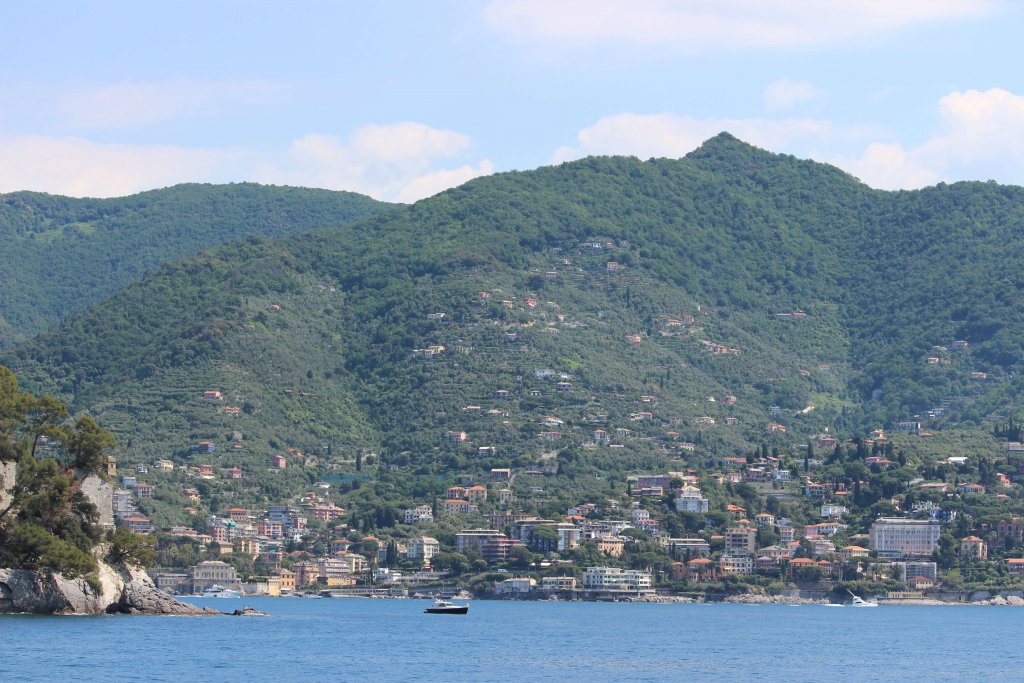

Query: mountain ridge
left=0, top=182, right=391, bottom=346
left=4, top=136, right=1024, bottom=518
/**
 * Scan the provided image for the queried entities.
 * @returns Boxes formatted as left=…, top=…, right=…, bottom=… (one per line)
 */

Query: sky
left=1, top=0, right=1022, bottom=202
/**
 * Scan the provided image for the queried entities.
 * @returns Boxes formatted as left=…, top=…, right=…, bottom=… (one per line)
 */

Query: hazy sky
left=2, top=0, right=1022, bottom=201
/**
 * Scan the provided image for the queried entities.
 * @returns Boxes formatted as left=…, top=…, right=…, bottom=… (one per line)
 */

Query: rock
left=0, top=559, right=217, bottom=616
left=722, top=592, right=825, bottom=605
left=78, top=474, right=115, bottom=531
left=112, top=565, right=219, bottom=615
left=230, top=606, right=269, bottom=616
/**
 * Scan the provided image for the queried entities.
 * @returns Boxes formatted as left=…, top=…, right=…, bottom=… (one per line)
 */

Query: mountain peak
left=687, top=132, right=768, bottom=163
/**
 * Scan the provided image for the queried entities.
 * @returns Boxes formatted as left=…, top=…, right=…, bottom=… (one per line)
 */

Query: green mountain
left=6, top=134, right=1024, bottom=513
left=0, top=183, right=389, bottom=346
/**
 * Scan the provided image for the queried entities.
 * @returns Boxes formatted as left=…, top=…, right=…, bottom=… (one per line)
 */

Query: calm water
left=2, top=598, right=1023, bottom=681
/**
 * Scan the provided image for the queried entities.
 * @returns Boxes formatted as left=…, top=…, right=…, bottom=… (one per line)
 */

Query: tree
left=532, top=525, right=560, bottom=552
left=64, top=416, right=116, bottom=474
left=25, top=395, right=69, bottom=458
left=107, top=527, right=156, bottom=568
left=510, top=545, right=532, bottom=568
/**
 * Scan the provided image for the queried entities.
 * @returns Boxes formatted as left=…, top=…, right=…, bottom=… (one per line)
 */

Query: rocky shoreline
left=0, top=560, right=219, bottom=616
left=539, top=589, right=1024, bottom=606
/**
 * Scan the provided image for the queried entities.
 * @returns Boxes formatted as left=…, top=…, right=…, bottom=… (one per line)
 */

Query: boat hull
left=424, top=606, right=469, bottom=614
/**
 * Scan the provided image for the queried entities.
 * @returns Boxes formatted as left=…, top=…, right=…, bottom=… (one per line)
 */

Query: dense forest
left=4, top=133, right=1024, bottom=517
left=0, top=183, right=389, bottom=346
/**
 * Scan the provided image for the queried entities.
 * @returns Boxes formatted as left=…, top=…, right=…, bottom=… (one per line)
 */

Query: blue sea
left=2, top=597, right=1023, bottom=682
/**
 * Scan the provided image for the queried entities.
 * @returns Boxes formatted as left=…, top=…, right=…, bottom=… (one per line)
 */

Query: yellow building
left=596, top=536, right=626, bottom=557
left=233, top=537, right=261, bottom=558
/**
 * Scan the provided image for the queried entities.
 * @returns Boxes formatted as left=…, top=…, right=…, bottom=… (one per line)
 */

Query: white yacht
left=201, top=584, right=242, bottom=598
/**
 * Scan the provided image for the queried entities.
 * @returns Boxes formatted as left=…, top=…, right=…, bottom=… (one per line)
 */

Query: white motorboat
left=202, top=584, right=242, bottom=598
left=849, top=593, right=878, bottom=607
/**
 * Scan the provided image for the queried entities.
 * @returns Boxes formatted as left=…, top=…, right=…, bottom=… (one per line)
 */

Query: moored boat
left=201, top=584, right=242, bottom=598
left=424, top=599, right=469, bottom=614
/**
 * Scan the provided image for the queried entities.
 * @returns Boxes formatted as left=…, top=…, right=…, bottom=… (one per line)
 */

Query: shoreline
left=179, top=592, right=1024, bottom=606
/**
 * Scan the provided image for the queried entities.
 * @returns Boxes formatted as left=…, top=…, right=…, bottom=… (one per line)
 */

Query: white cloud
left=57, top=78, right=288, bottom=127
left=557, top=89, right=1024, bottom=192
left=552, top=113, right=834, bottom=163
left=844, top=88, right=1024, bottom=189
left=0, top=122, right=492, bottom=201
left=484, top=0, right=992, bottom=48
left=763, top=79, right=823, bottom=112
left=841, top=142, right=940, bottom=189
left=0, top=136, right=248, bottom=197
left=258, top=122, right=492, bottom=202
left=395, top=161, right=495, bottom=203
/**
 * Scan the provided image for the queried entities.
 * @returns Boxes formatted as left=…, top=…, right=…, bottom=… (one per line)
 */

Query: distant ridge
left=5, top=135, right=1024, bottom=485
left=0, top=183, right=390, bottom=345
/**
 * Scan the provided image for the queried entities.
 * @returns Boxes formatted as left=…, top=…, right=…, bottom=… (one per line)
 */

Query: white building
left=494, top=577, right=536, bottom=595
left=404, top=505, right=434, bottom=524
left=869, top=518, right=941, bottom=558
left=582, top=566, right=653, bottom=594
left=674, top=487, right=710, bottom=513
left=821, top=504, right=847, bottom=519
left=407, top=536, right=440, bottom=562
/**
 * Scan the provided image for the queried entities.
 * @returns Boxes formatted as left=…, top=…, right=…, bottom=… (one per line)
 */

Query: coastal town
left=113, top=431, right=1024, bottom=603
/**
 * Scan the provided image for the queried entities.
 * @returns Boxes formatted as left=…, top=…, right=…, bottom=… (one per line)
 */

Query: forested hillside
left=0, top=183, right=388, bottom=345
left=5, top=134, right=1024, bottom=517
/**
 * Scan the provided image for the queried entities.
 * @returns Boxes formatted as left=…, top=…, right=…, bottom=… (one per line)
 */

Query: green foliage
left=64, top=416, right=116, bottom=474
left=0, top=367, right=114, bottom=578
left=7, top=136, right=1024, bottom=526
left=0, top=183, right=387, bottom=346
left=107, top=527, right=156, bottom=568
left=2, top=521, right=98, bottom=576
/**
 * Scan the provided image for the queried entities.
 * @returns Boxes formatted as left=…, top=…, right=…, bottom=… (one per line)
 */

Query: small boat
left=202, top=584, right=242, bottom=598
left=848, top=591, right=878, bottom=607
left=424, top=599, right=469, bottom=615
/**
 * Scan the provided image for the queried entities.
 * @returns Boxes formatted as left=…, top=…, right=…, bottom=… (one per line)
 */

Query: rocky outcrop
left=230, top=606, right=270, bottom=616
left=0, top=558, right=218, bottom=615
left=721, top=590, right=826, bottom=605
left=78, top=473, right=114, bottom=531
left=0, top=460, right=15, bottom=512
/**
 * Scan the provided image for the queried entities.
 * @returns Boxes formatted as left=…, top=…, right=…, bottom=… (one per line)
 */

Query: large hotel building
left=869, top=518, right=942, bottom=557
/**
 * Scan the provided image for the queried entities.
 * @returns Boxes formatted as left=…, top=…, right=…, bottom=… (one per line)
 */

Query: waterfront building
left=540, top=576, right=577, bottom=592
left=869, top=518, right=941, bottom=558
left=188, top=560, right=240, bottom=593
left=494, top=577, right=536, bottom=595
left=582, top=566, right=654, bottom=594
left=719, top=555, right=754, bottom=575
